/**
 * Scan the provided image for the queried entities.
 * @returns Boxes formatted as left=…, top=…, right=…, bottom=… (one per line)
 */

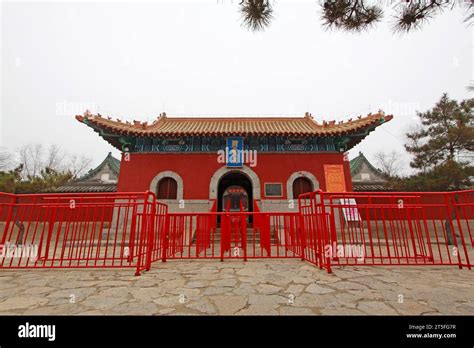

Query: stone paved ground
left=0, top=260, right=472, bottom=315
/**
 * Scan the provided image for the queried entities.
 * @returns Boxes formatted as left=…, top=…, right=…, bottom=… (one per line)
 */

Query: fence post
left=128, top=202, right=138, bottom=263
left=311, top=193, right=321, bottom=267
left=265, top=213, right=271, bottom=257
left=297, top=195, right=306, bottom=261
left=161, top=213, right=169, bottom=263
left=242, top=213, right=247, bottom=262
left=146, top=192, right=156, bottom=271
left=134, top=227, right=143, bottom=277
left=317, top=192, right=332, bottom=273
left=450, top=193, right=472, bottom=270
left=44, top=204, right=58, bottom=261
left=135, top=192, right=150, bottom=276
left=220, top=213, right=228, bottom=261
left=445, top=193, right=471, bottom=270
left=1, top=195, right=15, bottom=246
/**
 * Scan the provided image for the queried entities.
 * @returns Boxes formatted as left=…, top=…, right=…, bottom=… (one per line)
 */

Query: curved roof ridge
left=76, top=111, right=392, bottom=135
left=78, top=152, right=120, bottom=182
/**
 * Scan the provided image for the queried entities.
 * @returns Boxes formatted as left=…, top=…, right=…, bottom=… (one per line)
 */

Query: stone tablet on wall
left=265, top=183, right=283, bottom=197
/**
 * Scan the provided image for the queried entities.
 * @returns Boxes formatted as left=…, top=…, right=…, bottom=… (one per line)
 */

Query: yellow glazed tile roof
left=76, top=112, right=393, bottom=137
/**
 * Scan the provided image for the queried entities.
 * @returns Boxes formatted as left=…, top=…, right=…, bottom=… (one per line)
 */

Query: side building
left=350, top=152, right=390, bottom=192
left=55, top=152, right=120, bottom=193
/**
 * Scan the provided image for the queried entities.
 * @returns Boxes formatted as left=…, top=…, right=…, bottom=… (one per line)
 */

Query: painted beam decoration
left=130, top=135, right=340, bottom=153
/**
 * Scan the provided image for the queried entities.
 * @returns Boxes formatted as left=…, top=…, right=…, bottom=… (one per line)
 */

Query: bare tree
left=0, top=148, right=12, bottom=171
left=46, top=144, right=66, bottom=171
left=18, top=144, right=44, bottom=178
left=68, top=154, right=92, bottom=178
left=373, top=150, right=404, bottom=177
left=16, top=144, right=92, bottom=179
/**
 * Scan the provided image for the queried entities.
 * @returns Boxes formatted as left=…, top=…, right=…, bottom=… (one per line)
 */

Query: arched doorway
left=292, top=176, right=313, bottom=199
left=156, top=177, right=178, bottom=199
left=217, top=172, right=253, bottom=213
left=222, top=185, right=249, bottom=212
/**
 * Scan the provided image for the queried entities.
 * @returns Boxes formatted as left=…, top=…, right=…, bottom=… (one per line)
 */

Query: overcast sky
left=1, top=0, right=472, bottom=173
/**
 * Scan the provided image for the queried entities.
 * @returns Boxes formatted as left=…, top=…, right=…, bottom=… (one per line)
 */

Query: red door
left=293, top=177, right=312, bottom=199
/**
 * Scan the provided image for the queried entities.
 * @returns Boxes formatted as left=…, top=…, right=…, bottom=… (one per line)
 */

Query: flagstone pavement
left=0, top=260, right=472, bottom=315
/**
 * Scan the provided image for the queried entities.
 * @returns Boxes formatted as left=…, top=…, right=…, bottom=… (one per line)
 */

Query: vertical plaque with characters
left=324, top=164, right=346, bottom=192
left=226, top=137, right=243, bottom=167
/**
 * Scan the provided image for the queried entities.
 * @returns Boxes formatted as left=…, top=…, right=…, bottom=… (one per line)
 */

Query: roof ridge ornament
left=304, top=112, right=322, bottom=126
left=157, top=112, right=167, bottom=122
left=378, top=109, right=386, bottom=121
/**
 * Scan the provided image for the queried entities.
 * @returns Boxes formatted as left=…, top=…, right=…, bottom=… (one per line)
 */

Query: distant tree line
left=0, top=144, right=91, bottom=193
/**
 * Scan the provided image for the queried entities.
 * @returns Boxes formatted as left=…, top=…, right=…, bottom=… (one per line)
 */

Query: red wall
left=117, top=152, right=352, bottom=199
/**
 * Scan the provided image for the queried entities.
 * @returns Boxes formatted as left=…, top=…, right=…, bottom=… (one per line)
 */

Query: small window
left=265, top=183, right=283, bottom=197
left=157, top=177, right=178, bottom=199
left=293, top=177, right=313, bottom=199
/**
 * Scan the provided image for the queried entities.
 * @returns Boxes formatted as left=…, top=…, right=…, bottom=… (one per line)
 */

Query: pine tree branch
left=240, top=0, right=274, bottom=31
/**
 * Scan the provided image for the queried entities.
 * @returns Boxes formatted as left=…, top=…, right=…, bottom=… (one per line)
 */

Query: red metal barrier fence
left=148, top=211, right=301, bottom=261
left=143, top=198, right=301, bottom=262
left=1, top=190, right=472, bottom=275
left=298, top=190, right=474, bottom=273
left=0, top=191, right=167, bottom=275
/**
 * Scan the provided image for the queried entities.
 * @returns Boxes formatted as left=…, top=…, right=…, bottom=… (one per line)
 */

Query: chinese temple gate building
left=350, top=152, right=391, bottom=192
left=76, top=111, right=392, bottom=212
